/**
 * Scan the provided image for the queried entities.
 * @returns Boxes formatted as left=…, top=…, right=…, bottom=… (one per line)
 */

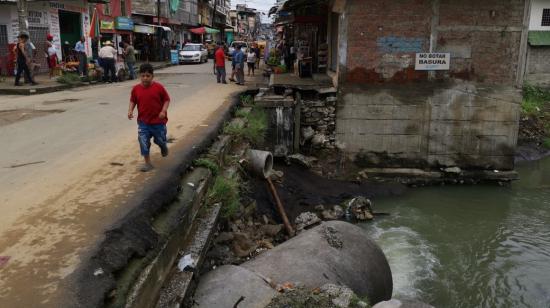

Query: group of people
left=213, top=42, right=261, bottom=86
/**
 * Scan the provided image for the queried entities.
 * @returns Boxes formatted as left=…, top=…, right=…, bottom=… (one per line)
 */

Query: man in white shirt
left=75, top=36, right=88, bottom=76
left=99, top=41, right=117, bottom=83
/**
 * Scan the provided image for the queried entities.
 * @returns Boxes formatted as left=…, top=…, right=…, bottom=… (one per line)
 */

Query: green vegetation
left=208, top=175, right=241, bottom=218
left=235, top=108, right=250, bottom=118
left=193, top=158, right=219, bottom=176
left=543, top=138, right=550, bottom=149
left=267, top=49, right=281, bottom=66
left=224, top=108, right=268, bottom=145
left=240, top=94, right=254, bottom=106
left=350, top=294, right=371, bottom=308
left=522, top=83, right=550, bottom=115
left=57, top=73, right=82, bottom=85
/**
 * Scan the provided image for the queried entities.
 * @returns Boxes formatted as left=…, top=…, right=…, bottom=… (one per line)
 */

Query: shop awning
left=189, top=27, right=221, bottom=35
left=134, top=23, right=171, bottom=34
left=528, top=31, right=550, bottom=46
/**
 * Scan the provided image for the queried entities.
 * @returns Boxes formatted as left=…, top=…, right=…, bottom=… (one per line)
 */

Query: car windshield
left=183, top=45, right=201, bottom=51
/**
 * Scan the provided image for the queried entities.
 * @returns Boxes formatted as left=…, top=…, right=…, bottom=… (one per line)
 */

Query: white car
left=179, top=44, right=208, bottom=64
left=228, top=41, right=249, bottom=58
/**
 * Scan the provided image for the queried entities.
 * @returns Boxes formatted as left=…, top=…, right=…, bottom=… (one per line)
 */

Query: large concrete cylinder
left=193, top=221, right=393, bottom=307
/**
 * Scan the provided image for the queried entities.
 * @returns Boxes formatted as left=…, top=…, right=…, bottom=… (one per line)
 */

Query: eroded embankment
left=69, top=92, right=244, bottom=307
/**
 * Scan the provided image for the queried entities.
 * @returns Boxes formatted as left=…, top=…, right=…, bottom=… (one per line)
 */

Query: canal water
left=361, top=157, right=550, bottom=308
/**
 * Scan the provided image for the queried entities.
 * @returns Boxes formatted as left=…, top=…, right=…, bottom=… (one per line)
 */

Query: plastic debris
left=93, top=268, right=104, bottom=276
left=177, top=254, right=196, bottom=272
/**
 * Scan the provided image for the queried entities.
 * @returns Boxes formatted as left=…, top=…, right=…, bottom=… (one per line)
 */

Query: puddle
left=42, top=98, right=80, bottom=105
left=0, top=109, right=65, bottom=127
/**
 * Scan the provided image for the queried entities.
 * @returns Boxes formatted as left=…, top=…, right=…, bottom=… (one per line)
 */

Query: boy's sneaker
left=161, top=145, right=169, bottom=157
left=139, top=163, right=154, bottom=172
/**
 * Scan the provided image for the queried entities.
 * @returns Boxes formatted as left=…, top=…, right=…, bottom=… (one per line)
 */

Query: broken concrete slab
left=192, top=265, right=278, bottom=308
left=156, top=203, right=222, bottom=308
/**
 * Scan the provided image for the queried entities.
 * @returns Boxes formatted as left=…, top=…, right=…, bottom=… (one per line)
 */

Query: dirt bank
left=516, top=85, right=550, bottom=162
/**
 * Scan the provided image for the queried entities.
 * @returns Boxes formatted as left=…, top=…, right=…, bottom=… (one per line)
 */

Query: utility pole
left=157, top=0, right=161, bottom=25
left=17, top=0, right=28, bottom=33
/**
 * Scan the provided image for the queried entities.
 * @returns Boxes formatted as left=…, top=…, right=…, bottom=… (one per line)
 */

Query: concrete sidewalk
left=0, top=61, right=174, bottom=95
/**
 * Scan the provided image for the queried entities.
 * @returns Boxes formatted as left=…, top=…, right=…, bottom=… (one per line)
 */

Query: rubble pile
left=301, top=96, right=337, bottom=149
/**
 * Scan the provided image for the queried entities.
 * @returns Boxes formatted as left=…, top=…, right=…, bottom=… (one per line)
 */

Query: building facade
left=0, top=0, right=95, bottom=74
left=276, top=0, right=528, bottom=171
left=525, top=0, right=550, bottom=86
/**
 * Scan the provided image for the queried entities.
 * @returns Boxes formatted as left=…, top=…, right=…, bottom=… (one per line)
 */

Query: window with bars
left=542, top=9, right=550, bottom=26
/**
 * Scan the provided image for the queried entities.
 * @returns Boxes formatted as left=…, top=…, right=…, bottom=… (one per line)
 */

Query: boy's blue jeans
left=138, top=121, right=167, bottom=156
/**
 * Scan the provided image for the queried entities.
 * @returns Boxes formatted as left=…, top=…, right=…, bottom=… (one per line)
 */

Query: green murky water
left=361, top=158, right=550, bottom=308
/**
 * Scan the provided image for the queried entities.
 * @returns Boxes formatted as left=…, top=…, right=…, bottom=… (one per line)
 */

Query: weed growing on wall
left=208, top=175, right=241, bottom=218
left=522, top=83, right=550, bottom=115
left=193, top=158, right=219, bottom=176
left=224, top=108, right=267, bottom=146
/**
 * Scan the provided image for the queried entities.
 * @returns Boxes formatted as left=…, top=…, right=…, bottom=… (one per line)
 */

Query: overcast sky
left=231, top=0, right=277, bottom=22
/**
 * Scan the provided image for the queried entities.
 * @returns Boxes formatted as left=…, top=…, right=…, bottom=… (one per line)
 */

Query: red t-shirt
left=215, top=48, right=225, bottom=67
left=130, top=82, right=170, bottom=125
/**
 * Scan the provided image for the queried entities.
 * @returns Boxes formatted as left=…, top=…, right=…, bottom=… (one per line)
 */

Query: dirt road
left=0, top=63, right=242, bottom=306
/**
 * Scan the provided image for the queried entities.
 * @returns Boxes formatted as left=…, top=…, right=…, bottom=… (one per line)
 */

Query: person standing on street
left=246, top=48, right=257, bottom=76
left=75, top=36, right=88, bottom=77
left=45, top=34, right=58, bottom=79
left=14, top=32, right=37, bottom=86
left=99, top=41, right=117, bottom=83
left=214, top=42, right=227, bottom=84
left=233, top=45, right=245, bottom=85
left=128, top=63, right=171, bottom=172
left=123, top=42, right=136, bottom=80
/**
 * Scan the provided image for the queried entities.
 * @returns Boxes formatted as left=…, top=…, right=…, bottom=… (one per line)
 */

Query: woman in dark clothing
left=14, top=32, right=37, bottom=86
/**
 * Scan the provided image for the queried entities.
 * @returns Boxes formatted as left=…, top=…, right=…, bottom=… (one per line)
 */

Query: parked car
left=179, top=44, right=208, bottom=64
left=227, top=41, right=249, bottom=59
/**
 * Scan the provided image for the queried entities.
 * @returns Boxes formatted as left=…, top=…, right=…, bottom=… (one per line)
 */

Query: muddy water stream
left=361, top=158, right=550, bottom=307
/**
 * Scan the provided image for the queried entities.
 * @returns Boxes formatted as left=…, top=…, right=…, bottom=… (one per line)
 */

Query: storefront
left=49, top=1, right=91, bottom=62
left=133, top=23, right=171, bottom=61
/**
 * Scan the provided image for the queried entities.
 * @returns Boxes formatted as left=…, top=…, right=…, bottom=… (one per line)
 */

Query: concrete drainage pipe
left=246, top=149, right=274, bottom=179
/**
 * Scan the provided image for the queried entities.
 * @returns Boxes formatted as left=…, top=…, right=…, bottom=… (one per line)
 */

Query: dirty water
left=362, top=157, right=550, bottom=307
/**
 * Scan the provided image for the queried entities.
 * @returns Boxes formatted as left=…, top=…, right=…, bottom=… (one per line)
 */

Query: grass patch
left=224, top=108, right=268, bottom=146
left=235, top=108, right=250, bottom=118
left=57, top=73, right=82, bottom=85
left=193, top=158, right=219, bottom=176
left=240, top=94, right=254, bottom=106
left=522, top=83, right=550, bottom=116
left=208, top=175, right=240, bottom=218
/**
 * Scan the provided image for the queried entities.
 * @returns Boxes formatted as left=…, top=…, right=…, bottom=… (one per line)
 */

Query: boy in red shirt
left=128, top=63, right=171, bottom=172
left=214, top=42, right=227, bottom=84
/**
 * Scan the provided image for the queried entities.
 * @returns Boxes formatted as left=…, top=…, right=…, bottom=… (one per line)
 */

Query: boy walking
left=128, top=64, right=171, bottom=172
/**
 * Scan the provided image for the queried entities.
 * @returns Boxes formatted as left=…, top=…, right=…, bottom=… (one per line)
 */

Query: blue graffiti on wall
left=376, top=37, right=425, bottom=53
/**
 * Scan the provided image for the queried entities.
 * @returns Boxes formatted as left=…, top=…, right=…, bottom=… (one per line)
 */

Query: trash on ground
left=177, top=254, right=196, bottom=272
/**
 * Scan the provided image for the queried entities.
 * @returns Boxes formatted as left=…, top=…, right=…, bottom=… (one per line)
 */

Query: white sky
left=231, top=0, right=277, bottom=22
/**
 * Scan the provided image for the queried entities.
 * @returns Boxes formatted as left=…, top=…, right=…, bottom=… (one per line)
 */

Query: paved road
left=0, top=62, right=243, bottom=306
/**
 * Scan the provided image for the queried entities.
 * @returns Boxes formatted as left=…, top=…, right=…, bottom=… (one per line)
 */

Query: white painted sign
left=415, top=53, right=450, bottom=70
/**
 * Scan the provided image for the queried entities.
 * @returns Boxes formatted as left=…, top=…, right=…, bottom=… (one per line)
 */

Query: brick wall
left=335, top=0, right=524, bottom=170
left=344, top=0, right=525, bottom=85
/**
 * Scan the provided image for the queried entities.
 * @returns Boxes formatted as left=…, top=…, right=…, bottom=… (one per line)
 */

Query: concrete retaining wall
left=337, top=82, right=520, bottom=170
